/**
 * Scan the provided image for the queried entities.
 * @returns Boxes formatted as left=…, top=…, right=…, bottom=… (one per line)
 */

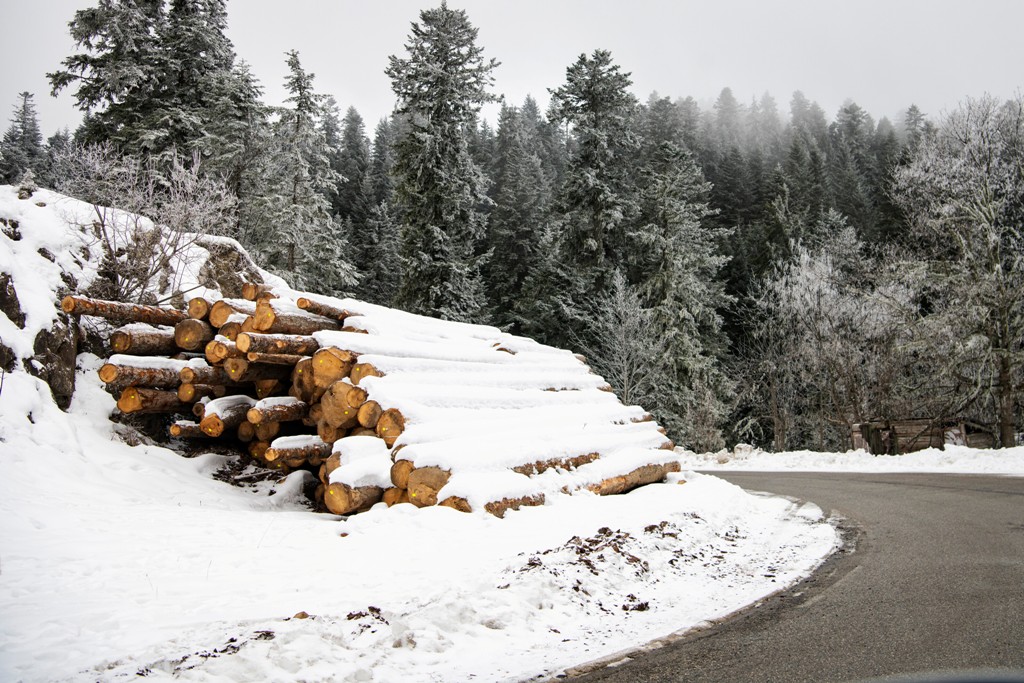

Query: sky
left=2, top=0, right=1023, bottom=137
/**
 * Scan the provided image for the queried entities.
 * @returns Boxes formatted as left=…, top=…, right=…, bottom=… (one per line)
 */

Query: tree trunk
left=177, top=383, right=226, bottom=403
left=511, top=452, right=600, bottom=476
left=296, top=297, right=354, bottom=321
left=99, top=361, right=183, bottom=388
left=223, top=358, right=292, bottom=383
left=208, top=299, right=257, bottom=328
left=317, top=419, right=347, bottom=444
left=357, top=400, right=383, bottom=429
left=312, top=347, right=357, bottom=389
left=998, top=354, right=1016, bottom=447
left=174, top=319, right=215, bottom=351
left=236, top=332, right=320, bottom=356
left=350, top=362, right=383, bottom=385
left=169, top=420, right=207, bottom=438
left=320, top=380, right=360, bottom=429
left=253, top=300, right=342, bottom=335
left=198, top=396, right=256, bottom=437
left=217, top=321, right=242, bottom=341
left=187, top=297, right=213, bottom=321
left=585, top=461, right=681, bottom=496
left=390, top=459, right=415, bottom=489
left=180, top=364, right=238, bottom=386
left=109, top=325, right=178, bottom=355
left=246, top=351, right=304, bottom=366
left=246, top=398, right=308, bottom=425
left=266, top=439, right=332, bottom=465
left=204, top=339, right=243, bottom=365
left=61, top=295, right=187, bottom=326
left=323, top=483, right=383, bottom=515
left=383, top=487, right=411, bottom=506
left=254, top=421, right=280, bottom=442
left=375, top=408, right=405, bottom=447
left=116, top=387, right=191, bottom=414
left=407, top=466, right=450, bottom=508
left=241, top=282, right=276, bottom=301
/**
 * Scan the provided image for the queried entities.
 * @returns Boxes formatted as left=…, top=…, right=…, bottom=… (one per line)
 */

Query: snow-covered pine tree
left=0, top=92, right=47, bottom=184
left=385, top=3, right=498, bottom=322
left=483, top=104, right=551, bottom=332
left=261, top=51, right=356, bottom=296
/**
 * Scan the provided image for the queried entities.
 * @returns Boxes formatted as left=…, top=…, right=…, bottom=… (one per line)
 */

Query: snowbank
left=678, top=444, right=1024, bottom=475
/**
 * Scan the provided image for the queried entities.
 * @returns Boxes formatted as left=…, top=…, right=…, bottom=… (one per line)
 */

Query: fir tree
left=0, top=92, right=47, bottom=184
left=385, top=3, right=498, bottom=321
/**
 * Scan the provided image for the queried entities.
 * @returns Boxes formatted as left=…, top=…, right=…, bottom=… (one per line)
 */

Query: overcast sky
left=2, top=0, right=1023, bottom=137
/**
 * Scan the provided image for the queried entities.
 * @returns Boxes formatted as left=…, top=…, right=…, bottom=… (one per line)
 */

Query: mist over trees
left=9, top=0, right=1021, bottom=451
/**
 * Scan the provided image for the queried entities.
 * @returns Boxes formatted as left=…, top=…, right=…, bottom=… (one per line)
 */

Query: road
left=567, top=472, right=1024, bottom=683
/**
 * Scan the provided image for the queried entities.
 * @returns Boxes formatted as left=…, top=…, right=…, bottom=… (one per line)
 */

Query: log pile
left=62, top=286, right=680, bottom=517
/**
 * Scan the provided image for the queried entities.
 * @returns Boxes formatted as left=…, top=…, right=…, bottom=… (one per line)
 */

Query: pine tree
left=367, top=117, right=396, bottom=207
left=0, top=92, right=47, bottom=184
left=385, top=3, right=498, bottom=321
left=336, top=106, right=371, bottom=224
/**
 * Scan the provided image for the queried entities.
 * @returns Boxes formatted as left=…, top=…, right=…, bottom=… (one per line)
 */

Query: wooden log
left=407, top=466, right=450, bottom=508
left=383, top=487, right=411, bottom=506
left=375, top=408, right=405, bottom=447
left=236, top=332, right=319, bottom=356
left=320, top=381, right=360, bottom=429
left=289, top=357, right=318, bottom=404
left=248, top=440, right=272, bottom=462
left=390, top=459, right=415, bottom=489
left=180, top=364, right=235, bottom=386
left=246, top=398, right=308, bottom=425
left=356, top=400, right=382, bottom=429
left=241, top=282, right=275, bottom=301
left=512, top=452, right=601, bottom=476
left=198, top=396, right=256, bottom=437
left=169, top=420, right=207, bottom=438
left=585, top=462, right=682, bottom=496
left=237, top=420, right=255, bottom=442
left=192, top=398, right=208, bottom=419
left=187, top=297, right=213, bottom=321
left=266, top=438, right=332, bottom=465
left=174, top=319, right=215, bottom=351
left=349, top=363, right=383, bottom=385
left=317, top=419, right=347, bottom=444
left=439, top=494, right=545, bottom=518
left=253, top=300, right=342, bottom=335
left=217, top=321, right=242, bottom=341
left=109, top=325, right=178, bottom=355
left=240, top=315, right=257, bottom=334
left=98, top=361, right=182, bottom=388
left=176, top=383, right=226, bottom=403
left=312, top=347, right=357, bottom=389
left=208, top=298, right=257, bottom=328
left=323, top=483, right=383, bottom=515
left=254, top=421, right=280, bottom=442
left=350, top=427, right=377, bottom=437
left=204, top=338, right=243, bottom=365
left=321, top=452, right=341, bottom=485
left=61, top=295, right=186, bottom=326
left=254, top=379, right=283, bottom=399
left=116, top=387, right=191, bottom=414
left=223, top=358, right=292, bottom=384
left=296, top=297, right=355, bottom=321
left=246, top=351, right=304, bottom=366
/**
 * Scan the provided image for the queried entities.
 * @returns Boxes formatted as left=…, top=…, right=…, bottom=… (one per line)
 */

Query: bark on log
left=237, top=421, right=255, bottom=443
left=246, top=351, right=304, bottom=366
left=584, top=462, right=681, bottom=496
left=296, top=297, right=354, bottom=321
left=254, top=379, right=282, bottom=399
left=289, top=357, right=319, bottom=403
left=511, top=452, right=600, bottom=476
left=176, top=383, right=226, bottom=403
left=187, top=297, right=213, bottom=321
left=407, top=466, right=450, bottom=508
left=349, top=363, right=383, bottom=385
left=180, top=364, right=236, bottom=386
left=217, top=321, right=242, bottom=341
left=390, top=459, right=415, bottom=489
left=117, top=387, right=191, bottom=414
left=317, top=419, right=347, bottom=444
left=324, top=483, right=383, bottom=515
left=248, top=440, right=272, bottom=462
left=169, top=420, right=207, bottom=438
left=192, top=399, right=208, bottom=419
left=246, top=399, right=308, bottom=425
left=253, top=300, right=341, bottom=335
left=174, top=319, right=215, bottom=351
left=99, top=362, right=182, bottom=388
left=222, top=358, right=292, bottom=383
left=312, top=347, right=357, bottom=389
left=349, top=427, right=377, bottom=437
left=109, top=325, right=178, bottom=355
left=61, top=295, right=187, bottom=326
left=208, top=299, right=257, bottom=328
left=439, top=494, right=545, bottom=518
left=198, top=397, right=256, bottom=437
left=239, top=315, right=257, bottom=334
left=375, top=408, right=405, bottom=447
left=241, top=282, right=275, bottom=301
left=204, top=339, right=243, bottom=365
left=322, top=452, right=341, bottom=484
left=383, top=487, right=411, bottom=506
left=236, top=332, right=319, bottom=356
left=265, top=439, right=332, bottom=465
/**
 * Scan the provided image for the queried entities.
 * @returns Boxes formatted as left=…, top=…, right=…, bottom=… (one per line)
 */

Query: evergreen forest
left=3, top=1, right=1022, bottom=453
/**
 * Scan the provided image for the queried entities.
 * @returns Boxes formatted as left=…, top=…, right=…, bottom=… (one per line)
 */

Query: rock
left=196, top=237, right=266, bottom=299
left=0, top=273, right=25, bottom=329
left=27, top=313, right=78, bottom=410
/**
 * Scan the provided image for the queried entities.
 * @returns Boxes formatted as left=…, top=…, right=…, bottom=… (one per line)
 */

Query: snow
left=0, top=187, right=842, bottom=681
left=677, top=444, right=1024, bottom=475
left=0, top=359, right=841, bottom=682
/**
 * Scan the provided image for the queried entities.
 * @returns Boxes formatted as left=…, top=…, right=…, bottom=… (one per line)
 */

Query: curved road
left=568, top=472, right=1024, bottom=683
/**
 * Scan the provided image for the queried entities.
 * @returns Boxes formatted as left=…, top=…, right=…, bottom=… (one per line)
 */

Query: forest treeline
left=2, top=1, right=1021, bottom=452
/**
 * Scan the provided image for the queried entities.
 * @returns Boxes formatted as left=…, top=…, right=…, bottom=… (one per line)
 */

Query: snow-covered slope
left=0, top=186, right=840, bottom=681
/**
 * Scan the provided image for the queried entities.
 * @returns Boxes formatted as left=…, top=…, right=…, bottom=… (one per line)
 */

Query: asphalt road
left=567, top=472, right=1024, bottom=683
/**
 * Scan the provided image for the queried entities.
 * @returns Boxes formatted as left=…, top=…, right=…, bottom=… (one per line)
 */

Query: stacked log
left=63, top=287, right=681, bottom=517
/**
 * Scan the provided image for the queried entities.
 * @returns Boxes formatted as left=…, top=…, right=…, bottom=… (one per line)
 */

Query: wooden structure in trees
left=852, top=418, right=996, bottom=454
left=64, top=287, right=681, bottom=517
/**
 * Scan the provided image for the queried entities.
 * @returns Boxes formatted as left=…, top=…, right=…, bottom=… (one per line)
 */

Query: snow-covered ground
left=0, top=359, right=839, bottom=682
left=678, top=444, right=1024, bottom=475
